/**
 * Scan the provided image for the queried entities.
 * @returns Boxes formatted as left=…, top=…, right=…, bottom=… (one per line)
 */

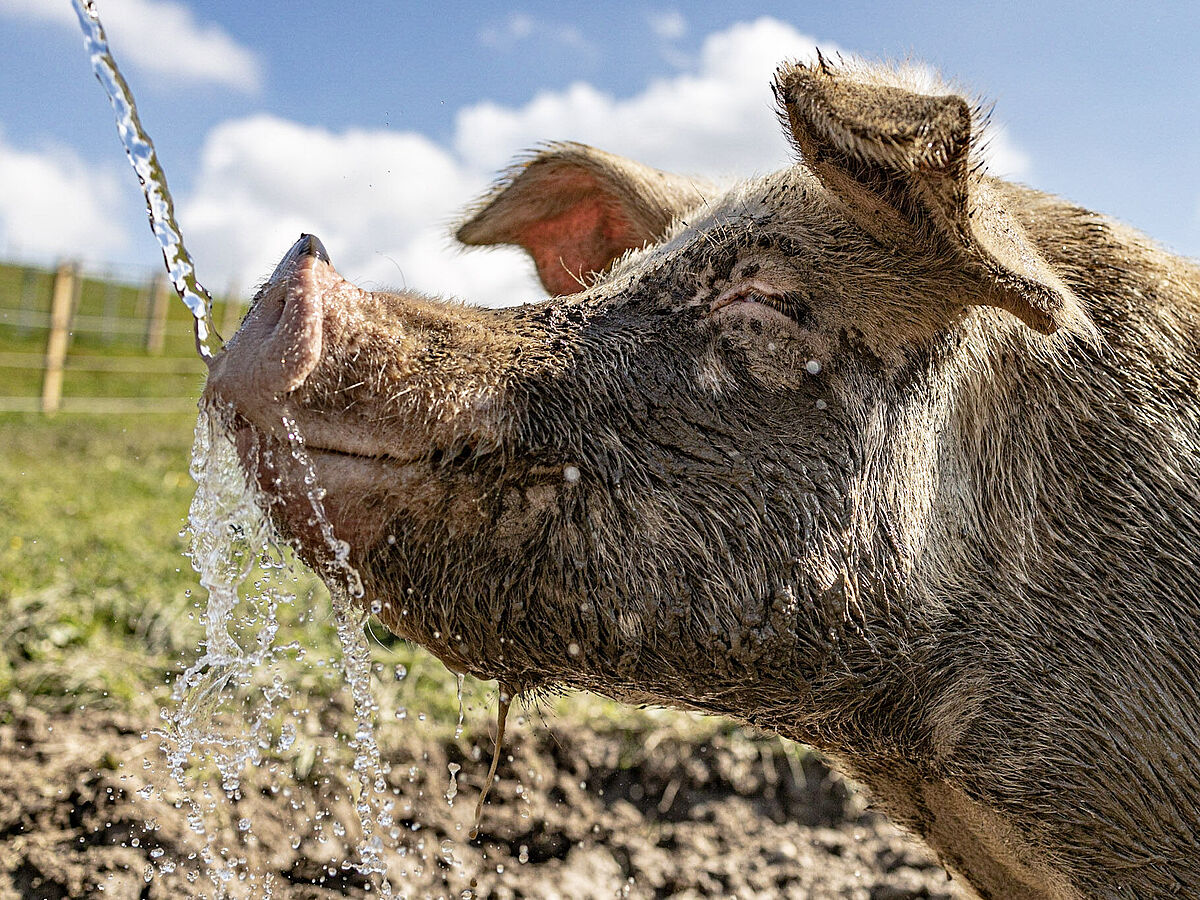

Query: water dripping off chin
left=224, top=413, right=400, bottom=581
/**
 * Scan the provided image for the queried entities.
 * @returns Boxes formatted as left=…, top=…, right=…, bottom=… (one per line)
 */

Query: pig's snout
left=205, top=233, right=344, bottom=411
left=269, top=232, right=330, bottom=279
left=202, top=234, right=527, bottom=560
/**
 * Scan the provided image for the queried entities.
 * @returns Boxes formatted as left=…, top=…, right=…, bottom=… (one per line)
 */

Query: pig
left=205, top=56, right=1200, bottom=899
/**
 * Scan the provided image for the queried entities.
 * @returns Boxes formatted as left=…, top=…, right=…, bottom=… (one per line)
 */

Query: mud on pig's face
left=203, top=61, right=1089, bottom=714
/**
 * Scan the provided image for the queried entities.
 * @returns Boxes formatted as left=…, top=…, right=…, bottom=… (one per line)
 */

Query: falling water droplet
left=455, top=673, right=466, bottom=739
left=278, top=722, right=296, bottom=751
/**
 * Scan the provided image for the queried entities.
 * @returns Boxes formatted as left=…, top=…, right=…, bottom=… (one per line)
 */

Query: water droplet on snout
left=815, top=399, right=828, bottom=410
left=563, top=464, right=581, bottom=484
left=237, top=817, right=252, bottom=832
left=394, top=663, right=408, bottom=681
left=805, top=359, right=822, bottom=375
left=567, top=642, right=580, bottom=657
left=518, top=844, right=530, bottom=864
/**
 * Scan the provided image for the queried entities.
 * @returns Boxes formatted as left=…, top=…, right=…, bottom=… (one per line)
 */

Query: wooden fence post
left=144, top=274, right=169, bottom=354
left=101, top=274, right=120, bottom=343
left=40, top=261, right=78, bottom=415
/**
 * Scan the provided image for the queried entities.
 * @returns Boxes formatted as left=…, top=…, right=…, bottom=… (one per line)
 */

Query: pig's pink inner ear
left=458, top=142, right=713, bottom=297
left=514, top=192, right=644, bottom=296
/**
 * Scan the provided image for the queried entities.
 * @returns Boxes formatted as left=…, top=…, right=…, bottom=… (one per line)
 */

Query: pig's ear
left=775, top=59, right=1093, bottom=338
left=456, top=142, right=711, bottom=296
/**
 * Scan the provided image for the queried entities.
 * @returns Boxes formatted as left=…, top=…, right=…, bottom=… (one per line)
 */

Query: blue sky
left=0, top=0, right=1197, bottom=305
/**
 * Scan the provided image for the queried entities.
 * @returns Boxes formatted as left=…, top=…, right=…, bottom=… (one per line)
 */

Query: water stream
left=158, top=401, right=399, bottom=896
left=69, top=2, right=431, bottom=894
left=71, top=0, right=222, bottom=360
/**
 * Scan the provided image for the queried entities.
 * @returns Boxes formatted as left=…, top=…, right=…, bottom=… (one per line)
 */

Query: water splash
left=278, top=412, right=394, bottom=893
left=159, top=403, right=294, bottom=894
left=159, top=401, right=397, bottom=896
left=71, top=0, right=222, bottom=360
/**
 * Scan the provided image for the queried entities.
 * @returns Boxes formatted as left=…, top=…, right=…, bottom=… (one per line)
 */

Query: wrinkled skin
left=206, top=59, right=1200, bottom=899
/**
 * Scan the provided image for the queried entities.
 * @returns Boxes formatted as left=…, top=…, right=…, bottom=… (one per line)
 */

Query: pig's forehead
left=590, top=164, right=823, bottom=299
left=653, top=165, right=820, bottom=257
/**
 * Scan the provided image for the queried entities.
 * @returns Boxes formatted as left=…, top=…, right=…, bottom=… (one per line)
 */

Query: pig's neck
left=850, top=208, right=1200, bottom=898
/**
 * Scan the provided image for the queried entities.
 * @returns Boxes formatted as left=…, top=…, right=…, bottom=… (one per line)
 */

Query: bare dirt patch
left=0, top=705, right=959, bottom=899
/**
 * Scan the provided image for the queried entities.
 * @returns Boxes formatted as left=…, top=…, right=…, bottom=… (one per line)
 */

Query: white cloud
left=0, top=0, right=261, bottom=92
left=0, top=130, right=132, bottom=264
left=181, top=17, right=825, bottom=307
left=179, top=116, right=540, bottom=307
left=176, top=17, right=1035, bottom=309
left=979, top=127, right=1032, bottom=181
left=457, top=17, right=825, bottom=178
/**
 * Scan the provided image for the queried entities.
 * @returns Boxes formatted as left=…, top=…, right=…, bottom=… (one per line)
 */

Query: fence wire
left=0, top=258, right=233, bottom=415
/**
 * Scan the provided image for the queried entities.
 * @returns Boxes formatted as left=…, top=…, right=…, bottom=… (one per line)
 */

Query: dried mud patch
left=0, top=704, right=958, bottom=899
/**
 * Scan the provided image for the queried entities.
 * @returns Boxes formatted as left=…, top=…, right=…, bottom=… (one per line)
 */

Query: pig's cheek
left=752, top=341, right=835, bottom=392
left=303, top=455, right=487, bottom=555
left=492, top=482, right=560, bottom=549
left=718, top=319, right=832, bottom=392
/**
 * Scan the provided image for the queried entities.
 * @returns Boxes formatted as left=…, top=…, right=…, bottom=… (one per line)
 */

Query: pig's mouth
left=204, top=235, right=417, bottom=560
left=205, top=234, right=532, bottom=684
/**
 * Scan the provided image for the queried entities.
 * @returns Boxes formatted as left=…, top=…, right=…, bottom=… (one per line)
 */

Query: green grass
left=1, top=413, right=205, bottom=707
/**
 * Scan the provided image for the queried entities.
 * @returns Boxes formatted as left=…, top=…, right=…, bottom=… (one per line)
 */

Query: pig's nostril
left=297, top=233, right=330, bottom=263
left=268, top=233, right=332, bottom=284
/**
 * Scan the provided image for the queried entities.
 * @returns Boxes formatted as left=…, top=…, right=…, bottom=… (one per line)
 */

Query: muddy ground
left=0, top=704, right=961, bottom=899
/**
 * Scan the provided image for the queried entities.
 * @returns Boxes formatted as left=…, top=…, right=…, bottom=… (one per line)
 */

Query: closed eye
left=710, top=282, right=814, bottom=329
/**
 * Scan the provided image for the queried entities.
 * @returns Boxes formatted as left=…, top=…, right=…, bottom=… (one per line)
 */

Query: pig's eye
left=711, top=283, right=808, bottom=327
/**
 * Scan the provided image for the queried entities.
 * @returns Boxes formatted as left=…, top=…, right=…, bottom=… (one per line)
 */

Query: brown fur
left=206, top=59, right=1200, bottom=898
